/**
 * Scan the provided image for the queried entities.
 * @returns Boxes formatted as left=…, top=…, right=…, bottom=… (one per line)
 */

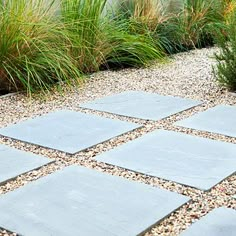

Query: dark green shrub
left=214, top=9, right=236, bottom=91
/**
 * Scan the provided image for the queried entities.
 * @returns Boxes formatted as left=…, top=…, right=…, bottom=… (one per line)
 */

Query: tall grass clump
left=158, top=0, right=225, bottom=53
left=104, top=22, right=164, bottom=68
left=60, top=0, right=164, bottom=72
left=116, top=0, right=167, bottom=30
left=0, top=0, right=81, bottom=94
left=214, top=6, right=236, bottom=91
left=114, top=0, right=169, bottom=53
left=60, top=0, right=110, bottom=72
left=220, top=0, right=236, bottom=22
left=113, top=0, right=227, bottom=54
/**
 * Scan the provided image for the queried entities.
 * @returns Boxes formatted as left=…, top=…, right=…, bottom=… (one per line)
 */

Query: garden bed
left=0, top=0, right=236, bottom=94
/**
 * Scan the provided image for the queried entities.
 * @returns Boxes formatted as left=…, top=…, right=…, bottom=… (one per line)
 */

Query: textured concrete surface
left=180, top=207, right=236, bottom=236
left=0, top=166, right=189, bottom=236
left=0, top=144, right=52, bottom=185
left=96, top=130, right=236, bottom=190
left=175, top=105, right=236, bottom=138
left=0, top=110, right=141, bottom=154
left=80, top=91, right=202, bottom=120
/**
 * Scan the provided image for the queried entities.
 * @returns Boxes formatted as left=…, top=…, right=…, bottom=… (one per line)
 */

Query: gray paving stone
left=181, top=207, right=236, bottom=236
left=96, top=130, right=236, bottom=190
left=175, top=105, right=236, bottom=137
left=0, top=144, right=52, bottom=185
left=0, top=110, right=141, bottom=154
left=80, top=91, right=202, bottom=120
left=0, top=166, right=189, bottom=236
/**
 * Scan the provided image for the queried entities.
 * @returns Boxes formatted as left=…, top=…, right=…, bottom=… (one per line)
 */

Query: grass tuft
left=0, top=0, right=81, bottom=94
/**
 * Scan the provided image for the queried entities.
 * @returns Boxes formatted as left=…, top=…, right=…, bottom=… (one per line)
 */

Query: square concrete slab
left=0, top=110, right=141, bottom=154
left=181, top=207, right=236, bottom=236
left=0, top=166, right=189, bottom=236
left=96, top=130, right=236, bottom=190
left=0, top=144, right=52, bottom=185
left=175, top=105, right=236, bottom=138
left=80, top=91, right=202, bottom=120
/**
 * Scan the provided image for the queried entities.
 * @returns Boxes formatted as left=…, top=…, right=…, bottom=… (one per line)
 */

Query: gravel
left=0, top=47, right=235, bottom=236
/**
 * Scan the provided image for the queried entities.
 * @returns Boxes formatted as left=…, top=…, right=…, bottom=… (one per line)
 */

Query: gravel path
left=0, top=47, right=235, bottom=236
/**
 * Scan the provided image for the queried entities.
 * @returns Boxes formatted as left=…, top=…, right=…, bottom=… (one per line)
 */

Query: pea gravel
left=0, top=47, right=235, bottom=236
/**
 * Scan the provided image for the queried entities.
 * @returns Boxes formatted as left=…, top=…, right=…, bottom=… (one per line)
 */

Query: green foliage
left=114, top=0, right=226, bottom=54
left=214, top=9, right=236, bottom=91
left=60, top=0, right=164, bottom=72
left=0, top=0, right=234, bottom=95
left=104, top=21, right=164, bottom=68
left=157, top=0, right=225, bottom=53
left=0, top=0, right=81, bottom=94
left=60, top=0, right=109, bottom=72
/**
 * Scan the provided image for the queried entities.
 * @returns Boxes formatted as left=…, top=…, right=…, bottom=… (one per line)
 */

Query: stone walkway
left=0, top=91, right=235, bottom=235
